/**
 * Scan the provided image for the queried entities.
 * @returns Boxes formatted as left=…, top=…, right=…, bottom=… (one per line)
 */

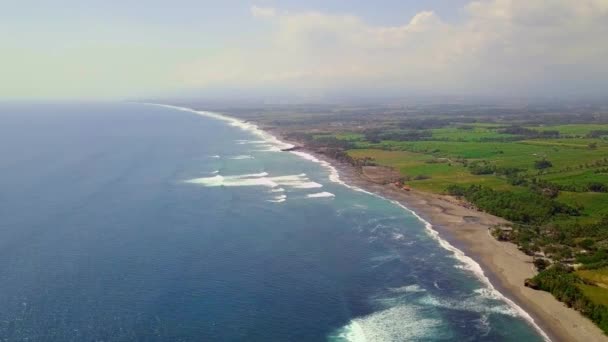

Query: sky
left=2, top=0, right=608, bottom=100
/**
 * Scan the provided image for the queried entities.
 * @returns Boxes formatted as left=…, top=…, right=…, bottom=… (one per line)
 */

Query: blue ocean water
left=0, top=103, right=545, bottom=341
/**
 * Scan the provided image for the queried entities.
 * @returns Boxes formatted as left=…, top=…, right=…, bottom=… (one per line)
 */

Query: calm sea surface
left=0, top=103, right=545, bottom=341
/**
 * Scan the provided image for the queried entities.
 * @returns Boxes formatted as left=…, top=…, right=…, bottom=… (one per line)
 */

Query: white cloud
left=250, top=5, right=277, bottom=18
left=178, top=0, right=608, bottom=96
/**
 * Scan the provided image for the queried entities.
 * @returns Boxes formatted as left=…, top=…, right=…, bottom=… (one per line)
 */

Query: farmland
left=302, top=123, right=608, bottom=224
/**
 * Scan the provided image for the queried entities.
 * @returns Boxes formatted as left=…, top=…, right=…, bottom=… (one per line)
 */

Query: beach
left=163, top=103, right=606, bottom=341
left=290, top=142, right=608, bottom=342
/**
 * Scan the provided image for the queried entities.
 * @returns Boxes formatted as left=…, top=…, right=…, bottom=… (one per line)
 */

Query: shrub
left=587, top=182, right=608, bottom=193
left=535, top=159, right=553, bottom=169
left=468, top=161, right=496, bottom=175
left=534, top=258, right=550, bottom=271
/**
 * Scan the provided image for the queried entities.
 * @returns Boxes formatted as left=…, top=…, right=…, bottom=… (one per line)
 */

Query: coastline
left=285, top=139, right=608, bottom=342
left=152, top=103, right=607, bottom=342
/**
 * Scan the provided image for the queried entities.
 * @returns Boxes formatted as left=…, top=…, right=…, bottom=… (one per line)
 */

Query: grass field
left=348, top=149, right=515, bottom=193
left=579, top=284, right=608, bottom=307
left=357, top=140, right=607, bottom=170
left=543, top=169, right=608, bottom=187
left=521, top=138, right=607, bottom=148
left=577, top=268, right=608, bottom=307
left=430, top=127, right=515, bottom=141
left=558, top=192, right=608, bottom=221
left=577, top=268, right=608, bottom=286
left=530, top=124, right=608, bottom=136
left=338, top=123, right=608, bottom=223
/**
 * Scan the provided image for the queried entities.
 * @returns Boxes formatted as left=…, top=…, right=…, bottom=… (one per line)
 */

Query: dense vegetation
left=445, top=185, right=579, bottom=225
left=529, top=265, right=608, bottom=333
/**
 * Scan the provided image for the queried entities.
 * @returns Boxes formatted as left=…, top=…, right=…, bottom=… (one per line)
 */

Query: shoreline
left=288, top=141, right=608, bottom=342
left=154, top=103, right=607, bottom=342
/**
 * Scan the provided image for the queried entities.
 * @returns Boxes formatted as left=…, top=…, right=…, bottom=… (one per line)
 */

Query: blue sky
left=2, top=0, right=607, bottom=99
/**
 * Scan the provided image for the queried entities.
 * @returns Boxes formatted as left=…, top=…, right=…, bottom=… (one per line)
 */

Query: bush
left=534, top=258, right=550, bottom=271
left=587, top=182, right=608, bottom=193
left=445, top=184, right=466, bottom=196
left=468, top=161, right=496, bottom=175
left=578, top=238, right=595, bottom=250
left=535, top=159, right=553, bottom=169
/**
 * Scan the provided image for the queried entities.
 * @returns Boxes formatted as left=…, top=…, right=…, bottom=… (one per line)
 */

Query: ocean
left=0, top=103, right=546, bottom=341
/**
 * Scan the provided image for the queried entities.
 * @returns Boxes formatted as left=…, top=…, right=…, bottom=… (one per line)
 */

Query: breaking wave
left=236, top=140, right=266, bottom=145
left=184, top=172, right=322, bottom=191
left=306, top=192, right=335, bottom=198
left=229, top=155, right=254, bottom=160
left=144, top=104, right=294, bottom=151
left=328, top=305, right=447, bottom=342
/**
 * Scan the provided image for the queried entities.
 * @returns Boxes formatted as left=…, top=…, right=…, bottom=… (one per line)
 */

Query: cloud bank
left=178, top=0, right=608, bottom=97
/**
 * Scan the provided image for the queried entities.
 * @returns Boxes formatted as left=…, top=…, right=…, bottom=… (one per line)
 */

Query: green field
left=530, top=124, right=608, bottom=136
left=579, top=284, right=608, bottom=307
left=521, top=138, right=608, bottom=148
left=348, top=149, right=514, bottom=193
left=430, top=126, right=515, bottom=141
left=543, top=169, right=608, bottom=187
left=578, top=268, right=608, bottom=285
left=339, top=123, right=608, bottom=223
left=349, top=139, right=604, bottom=168
left=577, top=268, right=608, bottom=307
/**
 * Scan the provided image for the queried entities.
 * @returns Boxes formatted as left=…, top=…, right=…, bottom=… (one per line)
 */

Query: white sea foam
left=210, top=155, right=220, bottom=159
left=388, top=284, right=426, bottom=293
left=329, top=305, right=445, bottom=342
left=149, top=103, right=550, bottom=341
left=230, top=155, right=254, bottom=160
left=290, top=151, right=346, bottom=186
left=306, top=192, right=335, bottom=198
left=185, top=172, right=322, bottom=192
left=475, top=313, right=492, bottom=337
left=268, top=194, right=287, bottom=203
left=145, top=103, right=294, bottom=151
left=269, top=174, right=323, bottom=189
left=238, top=172, right=269, bottom=178
left=185, top=174, right=279, bottom=188
left=236, top=140, right=266, bottom=145
left=254, top=145, right=282, bottom=152
left=418, top=294, right=518, bottom=317
left=391, top=232, right=405, bottom=241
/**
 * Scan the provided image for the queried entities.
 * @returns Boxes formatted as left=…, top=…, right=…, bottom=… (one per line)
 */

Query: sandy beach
left=283, top=140, right=608, bottom=342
